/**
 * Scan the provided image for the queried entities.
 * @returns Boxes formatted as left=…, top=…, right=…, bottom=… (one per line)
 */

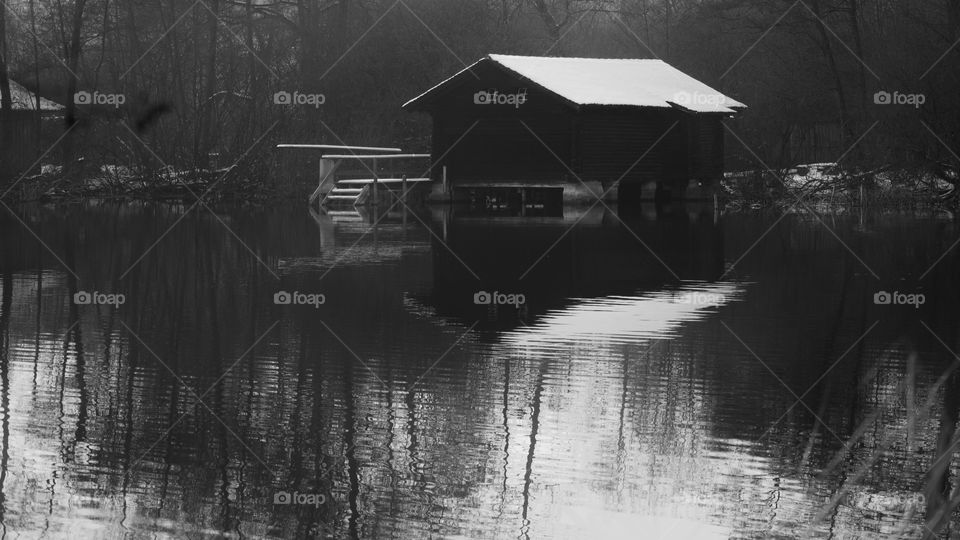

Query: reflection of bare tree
left=920, top=244, right=960, bottom=536
left=520, top=362, right=545, bottom=540
left=0, top=269, right=11, bottom=529
left=346, top=363, right=361, bottom=538
left=615, top=344, right=632, bottom=508
left=812, top=254, right=860, bottom=531
left=64, top=236, right=88, bottom=448
left=923, top=368, right=960, bottom=537
left=497, top=356, right=512, bottom=524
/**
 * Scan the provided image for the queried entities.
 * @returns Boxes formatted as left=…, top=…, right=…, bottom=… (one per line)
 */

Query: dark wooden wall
left=578, top=108, right=685, bottom=188
left=425, top=61, right=576, bottom=183
left=685, top=114, right=725, bottom=181
left=578, top=109, right=725, bottom=189
left=434, top=114, right=574, bottom=183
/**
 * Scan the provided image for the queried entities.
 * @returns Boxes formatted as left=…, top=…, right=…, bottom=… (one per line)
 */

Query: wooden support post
left=372, top=157, right=379, bottom=206
left=312, top=158, right=340, bottom=207
left=442, top=166, right=448, bottom=197
left=402, top=174, right=408, bottom=204
left=443, top=208, right=448, bottom=242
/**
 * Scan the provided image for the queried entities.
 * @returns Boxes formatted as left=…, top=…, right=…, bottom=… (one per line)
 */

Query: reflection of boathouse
left=419, top=205, right=727, bottom=330
left=403, top=55, right=745, bottom=205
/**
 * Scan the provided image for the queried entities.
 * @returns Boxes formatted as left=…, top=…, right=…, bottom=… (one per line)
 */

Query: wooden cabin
left=403, top=54, right=745, bottom=205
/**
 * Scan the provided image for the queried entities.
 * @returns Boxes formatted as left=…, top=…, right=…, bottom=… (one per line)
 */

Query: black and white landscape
left=0, top=1, right=959, bottom=538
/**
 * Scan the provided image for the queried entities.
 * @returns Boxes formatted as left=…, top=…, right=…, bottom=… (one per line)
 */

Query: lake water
left=0, top=201, right=958, bottom=539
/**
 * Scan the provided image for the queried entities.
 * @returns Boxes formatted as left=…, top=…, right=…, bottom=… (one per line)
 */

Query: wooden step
left=330, top=187, right=364, bottom=195
left=325, top=210, right=364, bottom=220
left=337, top=178, right=432, bottom=185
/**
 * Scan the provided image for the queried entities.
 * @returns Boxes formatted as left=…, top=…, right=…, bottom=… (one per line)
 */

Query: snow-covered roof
left=9, top=80, right=64, bottom=111
left=404, top=54, right=746, bottom=114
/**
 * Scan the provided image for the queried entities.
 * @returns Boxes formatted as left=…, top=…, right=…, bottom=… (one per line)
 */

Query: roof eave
left=402, top=57, right=489, bottom=111
left=665, top=100, right=747, bottom=115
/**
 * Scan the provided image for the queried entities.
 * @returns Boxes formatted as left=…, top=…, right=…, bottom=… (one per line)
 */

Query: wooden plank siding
left=578, top=108, right=683, bottom=188
left=685, top=114, right=725, bottom=181
left=434, top=114, right=574, bottom=183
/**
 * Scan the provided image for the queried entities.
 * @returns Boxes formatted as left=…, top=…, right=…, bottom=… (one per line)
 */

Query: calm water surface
left=0, top=202, right=959, bottom=539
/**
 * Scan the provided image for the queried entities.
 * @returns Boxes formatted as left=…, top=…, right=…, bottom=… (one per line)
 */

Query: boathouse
left=402, top=54, right=745, bottom=205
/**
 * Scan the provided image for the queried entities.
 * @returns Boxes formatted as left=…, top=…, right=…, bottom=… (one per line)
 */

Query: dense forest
left=0, top=0, right=958, bottom=200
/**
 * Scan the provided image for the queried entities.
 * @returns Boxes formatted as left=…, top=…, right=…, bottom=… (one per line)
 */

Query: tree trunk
left=198, top=0, right=219, bottom=168
left=846, top=0, right=867, bottom=118
left=0, top=3, right=12, bottom=184
left=531, top=0, right=561, bottom=42
left=949, top=0, right=960, bottom=40
left=808, top=0, right=854, bottom=148
left=0, top=5, right=12, bottom=112
left=63, top=0, right=89, bottom=166
left=28, top=0, right=39, bottom=112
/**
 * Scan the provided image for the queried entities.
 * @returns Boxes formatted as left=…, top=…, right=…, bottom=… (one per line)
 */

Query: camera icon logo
left=473, top=91, right=491, bottom=105
left=74, top=91, right=92, bottom=105
left=73, top=291, right=92, bottom=305
left=273, top=491, right=291, bottom=504
left=474, top=291, right=492, bottom=305
left=873, top=291, right=892, bottom=305
left=274, top=291, right=292, bottom=305
left=274, top=91, right=292, bottom=105
left=873, top=91, right=892, bottom=105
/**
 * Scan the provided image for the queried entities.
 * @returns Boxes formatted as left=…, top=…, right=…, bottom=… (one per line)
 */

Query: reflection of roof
left=9, top=80, right=64, bottom=111
left=501, top=282, right=746, bottom=346
left=405, top=54, right=746, bottom=113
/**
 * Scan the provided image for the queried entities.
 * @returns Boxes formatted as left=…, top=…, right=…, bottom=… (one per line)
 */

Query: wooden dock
left=276, top=144, right=431, bottom=208
left=326, top=177, right=432, bottom=206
